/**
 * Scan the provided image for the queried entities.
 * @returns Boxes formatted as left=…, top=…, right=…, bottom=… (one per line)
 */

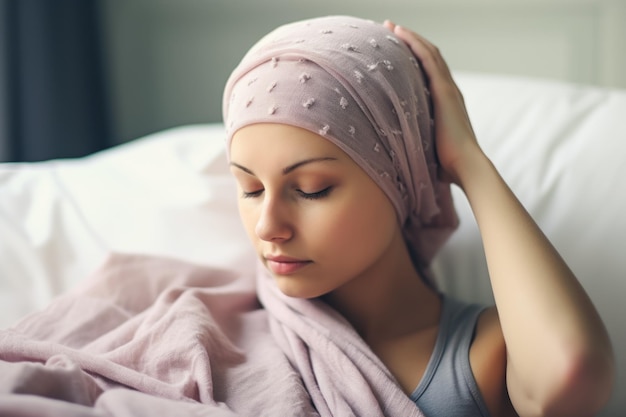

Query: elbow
left=540, top=342, right=615, bottom=417
left=563, top=345, right=614, bottom=414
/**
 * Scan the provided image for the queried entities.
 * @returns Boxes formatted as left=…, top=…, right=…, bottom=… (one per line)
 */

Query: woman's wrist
left=444, top=141, right=491, bottom=191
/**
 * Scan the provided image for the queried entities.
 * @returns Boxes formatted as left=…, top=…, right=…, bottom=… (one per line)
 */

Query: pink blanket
left=0, top=254, right=424, bottom=416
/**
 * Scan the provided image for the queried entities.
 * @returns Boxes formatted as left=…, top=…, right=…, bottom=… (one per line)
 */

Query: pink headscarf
left=223, top=15, right=458, bottom=277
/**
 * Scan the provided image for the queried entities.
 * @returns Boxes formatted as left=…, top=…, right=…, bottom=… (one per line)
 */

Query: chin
left=274, top=276, right=328, bottom=300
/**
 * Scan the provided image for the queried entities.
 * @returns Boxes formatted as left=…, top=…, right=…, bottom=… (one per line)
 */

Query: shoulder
left=470, top=306, right=518, bottom=417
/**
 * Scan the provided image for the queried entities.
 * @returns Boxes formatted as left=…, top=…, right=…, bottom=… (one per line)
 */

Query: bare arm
left=388, top=22, right=614, bottom=416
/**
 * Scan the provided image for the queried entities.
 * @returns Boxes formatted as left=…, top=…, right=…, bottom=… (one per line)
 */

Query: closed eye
left=242, top=189, right=263, bottom=198
left=298, top=186, right=332, bottom=200
left=241, top=186, right=333, bottom=200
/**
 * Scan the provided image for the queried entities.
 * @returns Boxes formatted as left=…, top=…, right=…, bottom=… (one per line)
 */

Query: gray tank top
left=410, top=296, right=492, bottom=417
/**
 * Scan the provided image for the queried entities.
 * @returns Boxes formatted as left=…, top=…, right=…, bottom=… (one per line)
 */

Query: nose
left=255, top=195, right=293, bottom=242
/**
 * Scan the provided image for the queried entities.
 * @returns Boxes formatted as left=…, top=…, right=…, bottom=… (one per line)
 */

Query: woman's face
left=229, top=123, right=404, bottom=299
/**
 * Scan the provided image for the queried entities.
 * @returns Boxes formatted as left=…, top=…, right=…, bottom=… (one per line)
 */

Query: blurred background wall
left=100, top=0, right=626, bottom=146
left=1, top=0, right=625, bottom=161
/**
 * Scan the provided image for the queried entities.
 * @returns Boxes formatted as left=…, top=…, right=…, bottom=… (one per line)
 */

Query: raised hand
left=384, top=20, right=482, bottom=187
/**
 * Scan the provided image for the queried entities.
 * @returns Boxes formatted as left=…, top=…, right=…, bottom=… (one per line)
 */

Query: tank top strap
left=410, top=296, right=492, bottom=417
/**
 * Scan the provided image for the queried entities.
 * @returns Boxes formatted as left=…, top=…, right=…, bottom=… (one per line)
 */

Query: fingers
left=383, top=20, right=466, bottom=104
left=382, top=20, right=478, bottom=182
left=383, top=20, right=396, bottom=32
left=393, top=25, right=453, bottom=85
left=385, top=21, right=438, bottom=71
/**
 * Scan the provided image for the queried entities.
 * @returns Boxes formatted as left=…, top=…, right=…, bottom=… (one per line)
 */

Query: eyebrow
left=230, top=157, right=338, bottom=176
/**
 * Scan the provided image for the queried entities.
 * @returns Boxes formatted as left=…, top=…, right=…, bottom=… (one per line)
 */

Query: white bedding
left=1, top=72, right=624, bottom=415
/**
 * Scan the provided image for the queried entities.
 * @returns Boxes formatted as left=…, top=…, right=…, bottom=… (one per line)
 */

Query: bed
left=1, top=72, right=624, bottom=415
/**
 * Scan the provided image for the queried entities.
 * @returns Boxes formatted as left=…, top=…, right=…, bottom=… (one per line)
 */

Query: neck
left=322, top=233, right=441, bottom=343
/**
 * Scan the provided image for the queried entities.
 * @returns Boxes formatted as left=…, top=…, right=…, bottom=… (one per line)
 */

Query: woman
left=223, top=15, right=614, bottom=416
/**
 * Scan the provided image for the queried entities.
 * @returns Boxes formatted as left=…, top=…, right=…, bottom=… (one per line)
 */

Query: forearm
left=457, top=148, right=614, bottom=414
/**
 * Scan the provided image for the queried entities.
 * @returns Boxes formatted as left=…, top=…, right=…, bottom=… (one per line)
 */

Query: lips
left=265, top=255, right=312, bottom=275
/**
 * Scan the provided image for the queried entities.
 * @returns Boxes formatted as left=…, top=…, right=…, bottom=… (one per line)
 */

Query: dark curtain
left=0, top=0, right=111, bottom=162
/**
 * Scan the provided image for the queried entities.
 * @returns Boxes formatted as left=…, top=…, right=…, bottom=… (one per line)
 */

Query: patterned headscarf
left=223, top=15, right=458, bottom=276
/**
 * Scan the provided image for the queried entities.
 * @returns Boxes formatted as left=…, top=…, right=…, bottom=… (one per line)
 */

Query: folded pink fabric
left=0, top=253, right=425, bottom=416
left=0, top=254, right=316, bottom=416
left=256, top=264, right=426, bottom=416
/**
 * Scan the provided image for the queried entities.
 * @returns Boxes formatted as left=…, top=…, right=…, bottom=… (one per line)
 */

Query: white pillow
left=54, top=124, right=254, bottom=272
left=0, top=124, right=255, bottom=329
left=435, top=73, right=626, bottom=304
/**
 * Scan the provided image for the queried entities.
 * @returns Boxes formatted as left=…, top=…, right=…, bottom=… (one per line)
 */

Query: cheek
left=237, top=201, right=259, bottom=243
left=317, top=190, right=398, bottom=259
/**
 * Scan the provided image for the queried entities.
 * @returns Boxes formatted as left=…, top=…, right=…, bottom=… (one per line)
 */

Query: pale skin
left=229, top=22, right=615, bottom=417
